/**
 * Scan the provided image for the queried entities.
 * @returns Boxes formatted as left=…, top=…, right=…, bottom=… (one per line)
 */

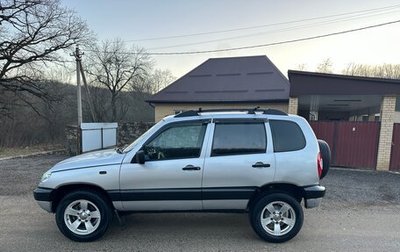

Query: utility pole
left=79, top=61, right=97, bottom=122
left=71, top=45, right=84, bottom=126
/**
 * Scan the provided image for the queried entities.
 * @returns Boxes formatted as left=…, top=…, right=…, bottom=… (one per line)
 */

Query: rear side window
left=270, top=120, right=306, bottom=152
left=212, top=123, right=266, bottom=156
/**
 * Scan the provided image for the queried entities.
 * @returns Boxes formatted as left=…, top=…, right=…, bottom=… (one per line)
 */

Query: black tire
left=249, top=193, right=304, bottom=243
left=55, top=190, right=112, bottom=242
left=318, top=139, right=331, bottom=179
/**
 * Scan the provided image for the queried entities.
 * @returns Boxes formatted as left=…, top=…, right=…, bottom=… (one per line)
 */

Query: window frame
left=269, top=119, right=306, bottom=153
left=210, top=119, right=268, bottom=157
left=140, top=119, right=210, bottom=162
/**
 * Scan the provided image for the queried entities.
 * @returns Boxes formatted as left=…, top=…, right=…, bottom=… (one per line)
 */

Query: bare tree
left=149, top=69, right=175, bottom=93
left=0, top=0, right=90, bottom=116
left=316, top=58, right=333, bottom=73
left=343, top=63, right=400, bottom=79
left=132, top=69, right=175, bottom=94
left=296, top=63, right=308, bottom=71
left=86, top=39, right=152, bottom=121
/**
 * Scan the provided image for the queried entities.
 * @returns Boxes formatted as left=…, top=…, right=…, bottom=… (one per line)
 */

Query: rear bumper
left=33, top=187, right=54, bottom=213
left=303, top=185, right=325, bottom=209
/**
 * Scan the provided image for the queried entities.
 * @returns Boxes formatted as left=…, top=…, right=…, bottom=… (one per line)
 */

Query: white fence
left=81, top=123, right=118, bottom=152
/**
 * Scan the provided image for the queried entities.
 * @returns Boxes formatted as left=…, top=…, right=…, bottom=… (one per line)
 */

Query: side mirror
left=135, top=150, right=145, bottom=164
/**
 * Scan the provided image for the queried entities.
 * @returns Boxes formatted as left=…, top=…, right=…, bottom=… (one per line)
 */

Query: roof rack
left=174, top=107, right=287, bottom=118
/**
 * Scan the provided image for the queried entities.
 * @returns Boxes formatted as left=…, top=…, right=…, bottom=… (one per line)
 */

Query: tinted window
left=269, top=120, right=306, bottom=152
left=212, top=123, right=266, bottom=156
left=144, top=124, right=206, bottom=161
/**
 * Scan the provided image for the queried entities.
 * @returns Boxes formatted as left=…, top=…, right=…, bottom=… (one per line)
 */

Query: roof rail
left=262, top=109, right=288, bottom=115
left=174, top=107, right=287, bottom=118
left=174, top=110, right=199, bottom=117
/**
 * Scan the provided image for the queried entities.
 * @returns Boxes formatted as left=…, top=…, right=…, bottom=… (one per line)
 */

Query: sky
left=61, top=0, right=400, bottom=78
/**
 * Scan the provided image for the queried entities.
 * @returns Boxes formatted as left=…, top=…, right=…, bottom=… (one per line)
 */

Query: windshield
left=122, top=122, right=160, bottom=153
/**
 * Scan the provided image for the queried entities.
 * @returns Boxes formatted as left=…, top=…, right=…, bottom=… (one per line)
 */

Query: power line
left=84, top=19, right=400, bottom=56
left=147, top=9, right=400, bottom=50
left=146, top=19, right=400, bottom=55
left=125, top=3, right=400, bottom=42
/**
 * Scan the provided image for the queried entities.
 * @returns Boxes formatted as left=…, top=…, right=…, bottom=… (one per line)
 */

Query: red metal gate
left=390, top=123, right=400, bottom=171
left=310, top=121, right=380, bottom=169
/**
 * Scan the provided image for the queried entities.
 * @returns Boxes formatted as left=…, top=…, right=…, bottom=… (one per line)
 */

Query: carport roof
left=147, top=55, right=290, bottom=103
left=288, top=70, right=400, bottom=96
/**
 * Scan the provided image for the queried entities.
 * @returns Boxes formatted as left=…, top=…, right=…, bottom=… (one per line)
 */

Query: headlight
left=41, top=171, right=52, bottom=182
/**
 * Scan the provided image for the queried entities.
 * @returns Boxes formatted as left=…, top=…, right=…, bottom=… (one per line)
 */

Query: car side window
left=143, top=123, right=207, bottom=161
left=269, top=120, right=306, bottom=152
left=211, top=123, right=266, bottom=156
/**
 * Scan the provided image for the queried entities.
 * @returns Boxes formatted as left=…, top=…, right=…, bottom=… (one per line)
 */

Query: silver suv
left=34, top=108, right=329, bottom=243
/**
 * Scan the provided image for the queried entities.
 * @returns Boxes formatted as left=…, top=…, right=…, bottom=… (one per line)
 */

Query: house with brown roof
left=147, top=55, right=290, bottom=121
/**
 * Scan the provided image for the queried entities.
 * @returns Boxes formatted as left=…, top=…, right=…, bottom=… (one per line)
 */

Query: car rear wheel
left=249, top=193, right=303, bottom=243
left=55, top=191, right=112, bottom=242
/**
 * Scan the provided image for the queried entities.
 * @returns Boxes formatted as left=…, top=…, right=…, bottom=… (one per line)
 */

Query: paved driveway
left=1, top=155, right=400, bottom=251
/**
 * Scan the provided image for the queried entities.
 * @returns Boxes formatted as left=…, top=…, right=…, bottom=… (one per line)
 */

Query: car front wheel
left=55, top=190, right=112, bottom=242
left=250, top=193, right=304, bottom=243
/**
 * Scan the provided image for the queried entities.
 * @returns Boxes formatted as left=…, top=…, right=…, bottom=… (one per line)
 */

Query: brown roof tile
left=147, top=55, right=290, bottom=103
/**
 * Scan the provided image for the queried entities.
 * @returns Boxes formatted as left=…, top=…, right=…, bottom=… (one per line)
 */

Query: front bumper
left=33, top=187, right=54, bottom=213
left=303, top=185, right=325, bottom=209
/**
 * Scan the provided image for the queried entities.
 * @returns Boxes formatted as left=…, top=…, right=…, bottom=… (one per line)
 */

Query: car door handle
left=182, top=165, right=201, bottom=171
left=252, top=162, right=271, bottom=168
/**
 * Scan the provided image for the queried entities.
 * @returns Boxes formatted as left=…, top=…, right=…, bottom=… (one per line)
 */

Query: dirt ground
left=0, top=154, right=65, bottom=195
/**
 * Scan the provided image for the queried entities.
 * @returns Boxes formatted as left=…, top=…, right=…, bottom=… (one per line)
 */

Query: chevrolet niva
left=34, top=108, right=330, bottom=243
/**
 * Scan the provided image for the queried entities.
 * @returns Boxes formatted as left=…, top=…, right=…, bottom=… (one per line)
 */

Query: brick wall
left=118, top=122, right=155, bottom=146
left=288, top=97, right=298, bottom=115
left=376, top=96, right=396, bottom=170
left=65, top=125, right=80, bottom=156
